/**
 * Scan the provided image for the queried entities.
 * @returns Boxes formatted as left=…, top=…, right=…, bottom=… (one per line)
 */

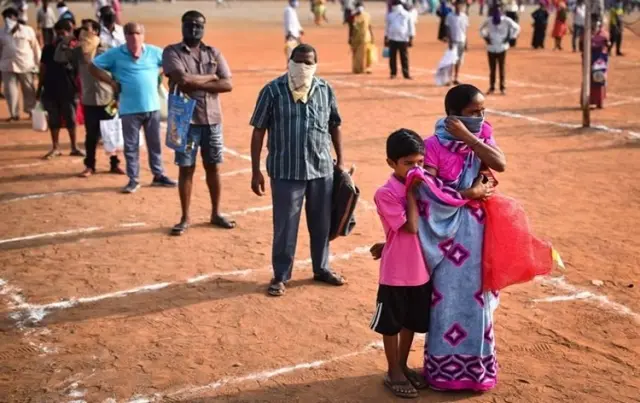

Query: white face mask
left=5, top=18, right=17, bottom=30
left=290, top=0, right=299, bottom=8
left=288, top=60, right=316, bottom=90
left=356, top=6, right=364, bottom=13
left=57, top=6, right=68, bottom=17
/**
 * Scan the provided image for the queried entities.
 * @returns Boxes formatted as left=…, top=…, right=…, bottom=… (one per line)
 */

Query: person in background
left=371, top=129, right=431, bottom=399
left=56, top=1, right=75, bottom=25
left=37, top=19, right=84, bottom=159
left=480, top=3, right=520, bottom=95
left=349, top=2, right=374, bottom=74
left=12, top=0, right=27, bottom=23
left=445, top=0, right=469, bottom=85
left=551, top=1, right=568, bottom=50
left=341, top=0, right=355, bottom=23
left=36, top=0, right=57, bottom=46
left=531, top=1, right=549, bottom=49
left=436, top=0, right=452, bottom=41
left=0, top=7, right=40, bottom=121
left=478, top=0, right=485, bottom=15
left=69, top=19, right=123, bottom=176
left=98, top=6, right=125, bottom=49
left=249, top=44, right=346, bottom=297
left=504, top=0, right=520, bottom=46
left=90, top=22, right=176, bottom=194
left=588, top=14, right=610, bottom=108
left=312, top=0, right=328, bottom=25
left=608, top=0, right=624, bottom=56
left=284, top=0, right=303, bottom=61
left=386, top=0, right=414, bottom=80
left=163, top=10, right=235, bottom=235
left=571, top=0, right=585, bottom=52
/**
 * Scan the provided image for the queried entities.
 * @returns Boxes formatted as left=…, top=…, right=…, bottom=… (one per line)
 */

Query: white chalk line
left=8, top=244, right=373, bottom=327
left=329, top=77, right=640, bottom=140
left=0, top=190, right=79, bottom=204
left=0, top=159, right=83, bottom=170
left=535, top=276, right=640, bottom=322
left=129, top=340, right=384, bottom=402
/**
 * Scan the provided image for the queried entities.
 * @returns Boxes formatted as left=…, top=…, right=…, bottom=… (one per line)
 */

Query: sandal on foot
left=70, top=149, right=86, bottom=157
left=403, top=368, right=428, bottom=390
left=43, top=150, right=62, bottom=160
left=313, top=271, right=346, bottom=286
left=267, top=280, right=286, bottom=297
left=384, top=375, right=418, bottom=399
left=170, top=221, right=189, bottom=236
left=78, top=168, right=94, bottom=178
left=211, top=215, right=236, bottom=229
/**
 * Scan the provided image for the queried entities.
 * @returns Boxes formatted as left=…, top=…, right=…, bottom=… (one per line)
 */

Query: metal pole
left=582, top=0, right=593, bottom=127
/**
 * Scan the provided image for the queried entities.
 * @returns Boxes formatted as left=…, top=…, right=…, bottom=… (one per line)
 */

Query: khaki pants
left=2, top=72, right=36, bottom=118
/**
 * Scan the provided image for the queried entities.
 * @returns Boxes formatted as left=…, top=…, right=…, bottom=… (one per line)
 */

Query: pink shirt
left=374, top=175, right=430, bottom=287
left=424, top=122, right=497, bottom=182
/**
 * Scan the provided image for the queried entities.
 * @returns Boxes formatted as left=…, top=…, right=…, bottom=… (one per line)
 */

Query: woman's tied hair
left=386, top=128, right=425, bottom=162
left=444, top=84, right=483, bottom=116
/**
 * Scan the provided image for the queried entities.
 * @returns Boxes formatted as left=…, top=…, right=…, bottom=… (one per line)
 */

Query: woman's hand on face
left=445, top=117, right=473, bottom=142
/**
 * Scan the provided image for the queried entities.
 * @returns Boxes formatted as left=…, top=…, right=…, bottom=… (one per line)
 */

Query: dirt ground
left=0, top=2, right=639, bottom=402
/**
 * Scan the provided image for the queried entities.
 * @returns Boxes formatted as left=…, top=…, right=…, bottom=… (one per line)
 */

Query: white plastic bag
left=434, top=46, right=459, bottom=87
left=100, top=117, right=124, bottom=153
left=31, top=102, right=48, bottom=132
left=158, top=84, right=169, bottom=121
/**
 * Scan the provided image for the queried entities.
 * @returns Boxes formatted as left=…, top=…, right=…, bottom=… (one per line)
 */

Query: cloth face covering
left=287, top=60, right=317, bottom=103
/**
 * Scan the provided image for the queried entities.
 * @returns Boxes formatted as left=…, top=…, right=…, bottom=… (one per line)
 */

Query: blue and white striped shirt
left=250, top=75, right=342, bottom=181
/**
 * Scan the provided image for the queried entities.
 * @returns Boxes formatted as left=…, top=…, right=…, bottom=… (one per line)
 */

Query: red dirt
left=0, top=2, right=638, bottom=402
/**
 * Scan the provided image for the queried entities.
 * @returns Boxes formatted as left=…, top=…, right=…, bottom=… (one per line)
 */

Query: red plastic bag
left=482, top=193, right=553, bottom=291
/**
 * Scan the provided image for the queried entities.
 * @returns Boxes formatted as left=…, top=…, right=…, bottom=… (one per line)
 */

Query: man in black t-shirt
left=37, top=18, right=84, bottom=159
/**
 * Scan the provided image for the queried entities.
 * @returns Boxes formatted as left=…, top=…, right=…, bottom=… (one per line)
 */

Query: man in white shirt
left=445, top=0, right=469, bottom=85
left=479, top=4, right=520, bottom=95
left=385, top=0, right=415, bottom=79
left=284, top=0, right=303, bottom=60
left=0, top=8, right=40, bottom=121
left=98, top=6, right=125, bottom=49
left=572, top=0, right=586, bottom=52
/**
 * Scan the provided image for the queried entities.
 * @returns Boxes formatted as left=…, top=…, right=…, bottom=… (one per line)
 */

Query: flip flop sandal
left=267, top=281, right=286, bottom=297
left=170, top=222, right=189, bottom=236
left=211, top=215, right=236, bottom=229
left=70, top=149, right=86, bottom=157
left=43, top=150, right=62, bottom=160
left=403, top=368, right=428, bottom=390
left=383, top=375, right=418, bottom=399
left=313, top=271, right=346, bottom=286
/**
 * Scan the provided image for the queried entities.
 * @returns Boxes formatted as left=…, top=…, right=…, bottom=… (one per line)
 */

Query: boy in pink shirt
left=371, top=128, right=431, bottom=399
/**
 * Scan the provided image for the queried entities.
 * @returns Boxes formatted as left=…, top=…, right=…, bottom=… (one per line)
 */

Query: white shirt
left=479, top=16, right=521, bottom=53
left=0, top=25, right=41, bottom=73
left=385, top=5, right=415, bottom=42
left=100, top=24, right=125, bottom=49
left=573, top=4, right=586, bottom=27
left=284, top=5, right=303, bottom=39
left=445, top=12, right=469, bottom=43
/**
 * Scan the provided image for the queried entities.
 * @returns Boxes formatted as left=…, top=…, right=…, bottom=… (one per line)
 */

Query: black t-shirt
left=40, top=42, right=77, bottom=101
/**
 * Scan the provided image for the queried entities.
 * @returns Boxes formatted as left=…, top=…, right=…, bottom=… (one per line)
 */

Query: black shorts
left=42, top=98, right=76, bottom=130
left=370, top=281, right=432, bottom=336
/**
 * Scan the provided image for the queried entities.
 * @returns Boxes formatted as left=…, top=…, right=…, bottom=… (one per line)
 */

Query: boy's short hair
left=55, top=18, right=73, bottom=32
left=386, top=128, right=424, bottom=162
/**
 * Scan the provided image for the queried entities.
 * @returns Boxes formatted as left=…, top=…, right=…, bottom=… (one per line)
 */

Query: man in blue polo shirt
left=89, top=21, right=176, bottom=193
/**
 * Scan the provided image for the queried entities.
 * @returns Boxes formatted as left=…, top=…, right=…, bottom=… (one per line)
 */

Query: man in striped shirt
left=249, top=43, right=346, bottom=297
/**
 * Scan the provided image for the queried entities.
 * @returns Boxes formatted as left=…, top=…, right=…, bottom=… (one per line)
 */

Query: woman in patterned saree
left=417, top=84, right=506, bottom=391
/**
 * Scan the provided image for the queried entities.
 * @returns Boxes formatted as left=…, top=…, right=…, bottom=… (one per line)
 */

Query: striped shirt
left=250, top=74, right=342, bottom=181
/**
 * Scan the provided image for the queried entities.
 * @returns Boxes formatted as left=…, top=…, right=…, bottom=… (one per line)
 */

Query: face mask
left=288, top=60, right=316, bottom=90
left=291, top=1, right=299, bottom=8
left=182, top=21, right=204, bottom=42
left=5, top=18, right=17, bottom=30
left=454, top=115, right=485, bottom=134
left=356, top=6, right=364, bottom=13
left=57, top=6, right=68, bottom=17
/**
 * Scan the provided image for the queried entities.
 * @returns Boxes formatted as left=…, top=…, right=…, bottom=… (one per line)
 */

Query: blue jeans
left=174, top=124, right=224, bottom=167
left=121, top=111, right=164, bottom=181
left=271, top=176, right=333, bottom=282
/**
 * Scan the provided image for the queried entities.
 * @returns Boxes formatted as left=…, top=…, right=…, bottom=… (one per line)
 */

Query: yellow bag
left=366, top=44, right=378, bottom=66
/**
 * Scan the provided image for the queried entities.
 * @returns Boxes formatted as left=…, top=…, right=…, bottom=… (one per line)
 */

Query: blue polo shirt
left=93, top=44, right=163, bottom=115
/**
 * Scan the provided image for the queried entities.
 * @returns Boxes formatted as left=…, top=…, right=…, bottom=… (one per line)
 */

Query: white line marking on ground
left=224, top=205, right=273, bottom=217
left=8, top=244, right=373, bottom=326
left=1, top=190, right=78, bottom=204
left=0, top=226, right=103, bottom=245
left=329, top=77, right=640, bottom=140
left=532, top=291, right=594, bottom=302
left=521, top=89, right=581, bottom=99
left=130, top=340, right=384, bottom=402
left=537, top=276, right=640, bottom=322
left=0, top=159, right=82, bottom=170
left=219, top=167, right=252, bottom=177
